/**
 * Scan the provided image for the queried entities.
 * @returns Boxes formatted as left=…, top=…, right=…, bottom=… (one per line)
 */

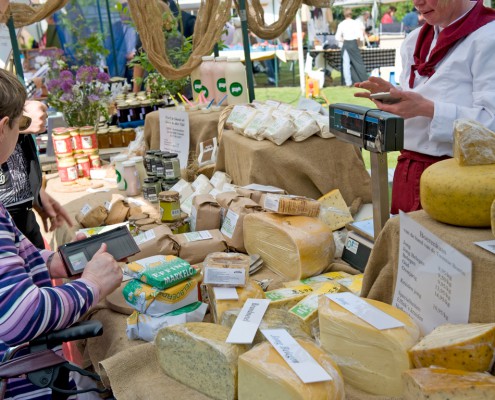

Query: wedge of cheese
left=453, top=119, right=495, bottom=166
left=238, top=339, right=345, bottom=400
left=243, top=213, right=335, bottom=280
left=336, top=274, right=363, bottom=296
left=208, top=278, right=265, bottom=323
left=403, top=367, right=495, bottom=400
left=317, top=189, right=353, bottom=231
left=409, top=323, right=495, bottom=372
left=318, top=295, right=420, bottom=396
left=221, top=308, right=312, bottom=344
left=282, top=271, right=352, bottom=288
left=265, top=285, right=313, bottom=310
left=156, top=322, right=248, bottom=400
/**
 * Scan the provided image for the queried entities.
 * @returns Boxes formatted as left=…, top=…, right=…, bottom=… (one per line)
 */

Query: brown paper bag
left=105, top=200, right=130, bottom=225
left=129, top=225, right=178, bottom=262
left=235, top=188, right=264, bottom=204
left=190, top=194, right=222, bottom=232
left=173, top=229, right=228, bottom=264
left=75, top=205, right=108, bottom=228
left=220, top=197, right=262, bottom=252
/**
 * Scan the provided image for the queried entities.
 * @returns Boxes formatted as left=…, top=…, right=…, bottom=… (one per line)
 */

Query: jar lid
left=146, top=150, right=158, bottom=155
left=79, top=128, right=95, bottom=135
left=141, top=99, right=152, bottom=105
left=129, top=101, right=141, bottom=106
left=159, top=190, right=180, bottom=201
left=144, top=177, right=159, bottom=183
left=122, top=160, right=136, bottom=167
left=202, top=55, right=215, bottom=61
left=109, top=128, right=122, bottom=133
left=97, top=129, right=109, bottom=134
left=163, top=177, right=180, bottom=184
left=58, top=158, right=76, bottom=166
left=215, top=56, right=227, bottom=61
left=52, top=127, right=68, bottom=134
left=130, top=156, right=143, bottom=162
left=113, top=154, right=128, bottom=162
left=161, top=152, right=178, bottom=159
left=123, top=128, right=135, bottom=133
left=117, top=103, right=130, bottom=109
left=228, top=57, right=241, bottom=62
left=68, top=129, right=79, bottom=136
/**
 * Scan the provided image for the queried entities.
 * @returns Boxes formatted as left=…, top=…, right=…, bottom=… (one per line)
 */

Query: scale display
left=329, top=103, right=404, bottom=153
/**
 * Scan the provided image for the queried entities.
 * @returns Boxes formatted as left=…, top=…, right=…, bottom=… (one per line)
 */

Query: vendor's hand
left=45, top=232, right=88, bottom=279
left=21, top=100, right=47, bottom=134
left=353, top=76, right=395, bottom=99
left=35, top=188, right=74, bottom=232
left=369, top=87, right=435, bottom=120
left=82, top=244, right=123, bottom=298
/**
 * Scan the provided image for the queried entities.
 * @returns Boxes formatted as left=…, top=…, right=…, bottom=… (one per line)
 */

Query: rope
left=127, top=0, right=232, bottom=80
left=0, top=0, right=68, bottom=28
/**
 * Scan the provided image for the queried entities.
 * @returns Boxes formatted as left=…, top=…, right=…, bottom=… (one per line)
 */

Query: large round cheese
left=420, top=159, right=495, bottom=227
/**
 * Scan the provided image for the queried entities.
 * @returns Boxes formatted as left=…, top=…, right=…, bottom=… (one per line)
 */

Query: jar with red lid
left=58, top=157, right=78, bottom=183
left=76, top=155, right=91, bottom=178
left=79, top=126, right=98, bottom=150
left=69, top=128, right=82, bottom=151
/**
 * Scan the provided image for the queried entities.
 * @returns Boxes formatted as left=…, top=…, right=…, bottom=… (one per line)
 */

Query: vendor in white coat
left=354, top=0, right=495, bottom=214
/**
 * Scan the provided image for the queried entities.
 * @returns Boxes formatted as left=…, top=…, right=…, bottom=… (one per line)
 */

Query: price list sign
left=393, top=212, right=472, bottom=334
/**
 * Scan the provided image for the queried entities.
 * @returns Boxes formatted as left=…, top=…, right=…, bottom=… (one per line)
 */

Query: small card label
left=204, top=267, right=246, bottom=286
left=327, top=292, right=405, bottom=330
left=189, top=206, right=198, bottom=232
left=80, top=203, right=92, bottom=216
left=104, top=201, right=112, bottom=211
left=221, top=209, right=239, bottom=239
left=226, top=299, right=270, bottom=344
left=345, top=236, right=359, bottom=254
left=134, top=229, right=157, bottom=245
left=213, top=286, right=239, bottom=300
left=261, top=329, right=332, bottom=383
left=183, top=230, right=213, bottom=242
left=263, top=194, right=280, bottom=212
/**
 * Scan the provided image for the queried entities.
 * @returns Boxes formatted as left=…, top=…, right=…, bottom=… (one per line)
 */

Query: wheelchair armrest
left=31, top=320, right=103, bottom=348
left=0, top=350, right=65, bottom=379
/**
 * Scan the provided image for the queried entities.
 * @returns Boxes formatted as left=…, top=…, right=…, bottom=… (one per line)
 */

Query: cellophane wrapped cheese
left=203, top=252, right=250, bottom=288
left=264, top=285, right=314, bottom=310
left=238, top=339, right=345, bottom=400
left=318, top=295, right=420, bottom=396
left=262, top=194, right=320, bottom=217
left=453, top=119, right=495, bottom=166
left=243, top=213, right=335, bottom=280
left=317, top=189, right=354, bottom=231
left=156, top=323, right=248, bottom=400
left=403, top=367, right=495, bottom=400
left=409, top=323, right=495, bottom=372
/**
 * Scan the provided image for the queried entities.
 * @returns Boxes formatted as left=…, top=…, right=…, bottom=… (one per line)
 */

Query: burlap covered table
left=215, top=130, right=372, bottom=205
left=362, top=210, right=495, bottom=323
left=144, top=108, right=222, bottom=153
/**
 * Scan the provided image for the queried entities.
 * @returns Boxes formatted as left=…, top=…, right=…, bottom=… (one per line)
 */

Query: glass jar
left=128, top=101, right=141, bottom=122
left=161, top=152, right=181, bottom=180
left=69, top=128, right=82, bottom=152
left=90, top=154, right=102, bottom=169
left=79, top=126, right=98, bottom=150
left=122, top=160, right=141, bottom=196
left=76, top=155, right=91, bottom=178
left=97, top=129, right=110, bottom=149
left=130, top=156, right=146, bottom=185
left=161, top=177, right=179, bottom=192
left=117, top=103, right=130, bottom=124
left=155, top=151, right=166, bottom=178
left=140, top=99, right=153, bottom=119
left=109, top=128, right=124, bottom=148
left=58, top=157, right=78, bottom=183
left=145, top=150, right=157, bottom=175
left=122, top=128, right=136, bottom=147
left=142, top=177, right=161, bottom=203
left=52, top=130, right=72, bottom=156
left=113, top=154, right=128, bottom=190
left=159, top=190, right=181, bottom=222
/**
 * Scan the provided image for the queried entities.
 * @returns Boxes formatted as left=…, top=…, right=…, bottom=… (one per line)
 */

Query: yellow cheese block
left=265, top=285, right=314, bottom=310
left=491, top=199, right=495, bottom=237
left=243, top=213, right=335, bottom=280
left=238, top=339, right=345, bottom=400
left=336, top=273, right=363, bottom=296
left=420, top=159, right=495, bottom=227
left=282, top=271, right=352, bottom=288
left=409, top=323, right=495, bottom=372
left=156, top=322, right=248, bottom=400
left=403, top=367, right=495, bottom=400
left=318, top=295, right=420, bottom=396
left=208, top=278, right=265, bottom=323
left=453, top=119, right=495, bottom=166
left=317, top=189, right=353, bottom=231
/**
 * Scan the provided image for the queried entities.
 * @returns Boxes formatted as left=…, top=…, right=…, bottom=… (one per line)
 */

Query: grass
left=253, top=65, right=399, bottom=170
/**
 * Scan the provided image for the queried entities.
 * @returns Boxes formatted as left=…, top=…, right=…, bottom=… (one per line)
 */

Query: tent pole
left=105, top=0, right=118, bottom=76
left=239, top=0, right=255, bottom=102
left=7, top=16, right=24, bottom=84
left=296, top=9, right=305, bottom=94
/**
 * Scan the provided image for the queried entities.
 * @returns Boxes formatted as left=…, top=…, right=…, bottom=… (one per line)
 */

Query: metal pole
left=370, top=152, right=390, bottom=238
left=239, top=0, right=255, bottom=102
left=7, top=16, right=24, bottom=84
left=296, top=9, right=305, bottom=94
left=104, top=0, right=118, bottom=76
left=96, top=0, right=105, bottom=34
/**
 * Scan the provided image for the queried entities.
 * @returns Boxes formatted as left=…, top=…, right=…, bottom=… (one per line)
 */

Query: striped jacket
left=0, top=203, right=99, bottom=399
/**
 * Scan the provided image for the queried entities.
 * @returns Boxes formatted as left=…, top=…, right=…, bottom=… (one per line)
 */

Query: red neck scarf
left=409, top=0, right=495, bottom=88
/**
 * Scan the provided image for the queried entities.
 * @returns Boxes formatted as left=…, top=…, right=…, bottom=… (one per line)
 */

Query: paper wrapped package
left=173, top=229, right=228, bottom=264
left=203, top=252, right=250, bottom=288
left=75, top=204, right=108, bottom=228
left=289, top=110, right=320, bottom=142
left=155, top=322, right=248, bottom=400
left=262, top=194, right=320, bottom=217
left=104, top=199, right=130, bottom=225
left=128, top=225, right=178, bottom=261
left=262, top=115, right=296, bottom=146
left=238, top=339, right=345, bottom=400
left=243, top=213, right=335, bottom=280
left=190, top=194, right=222, bottom=232
left=453, top=119, right=495, bottom=166
left=126, top=302, right=208, bottom=342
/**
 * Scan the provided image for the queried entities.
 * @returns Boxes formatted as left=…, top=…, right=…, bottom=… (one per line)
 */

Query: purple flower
left=60, top=70, right=74, bottom=80
left=88, top=94, right=100, bottom=103
left=76, top=66, right=92, bottom=83
left=60, top=93, right=74, bottom=102
left=97, top=72, right=110, bottom=84
left=60, top=80, right=74, bottom=93
left=46, top=78, right=61, bottom=91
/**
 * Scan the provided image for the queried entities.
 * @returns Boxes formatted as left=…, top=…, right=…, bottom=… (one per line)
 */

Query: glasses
left=18, top=115, right=32, bottom=131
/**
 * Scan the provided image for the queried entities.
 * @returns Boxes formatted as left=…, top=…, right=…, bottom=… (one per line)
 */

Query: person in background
left=402, top=7, right=420, bottom=33
left=357, top=11, right=374, bottom=35
left=354, top=0, right=495, bottom=214
left=381, top=6, right=397, bottom=24
left=0, top=68, right=123, bottom=399
left=335, top=8, right=368, bottom=87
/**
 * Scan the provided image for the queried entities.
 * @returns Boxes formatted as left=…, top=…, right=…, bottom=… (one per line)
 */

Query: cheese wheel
left=420, top=159, right=495, bottom=227
left=243, top=213, right=335, bottom=280
left=409, top=323, right=495, bottom=372
left=318, top=295, right=420, bottom=396
left=238, top=339, right=345, bottom=400
left=491, top=199, right=495, bottom=237
left=155, top=322, right=248, bottom=400
left=403, top=367, right=495, bottom=400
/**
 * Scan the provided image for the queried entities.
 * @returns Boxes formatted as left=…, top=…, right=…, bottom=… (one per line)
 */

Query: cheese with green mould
left=265, top=285, right=313, bottom=309
left=156, top=322, right=248, bottom=400
left=409, top=323, right=495, bottom=372
left=124, top=255, right=196, bottom=290
left=403, top=367, right=495, bottom=400
left=282, top=271, right=352, bottom=288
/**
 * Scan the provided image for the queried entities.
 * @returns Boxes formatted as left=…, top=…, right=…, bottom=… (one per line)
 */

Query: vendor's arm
left=0, top=208, right=122, bottom=347
left=21, top=100, right=47, bottom=134
left=35, top=187, right=73, bottom=232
